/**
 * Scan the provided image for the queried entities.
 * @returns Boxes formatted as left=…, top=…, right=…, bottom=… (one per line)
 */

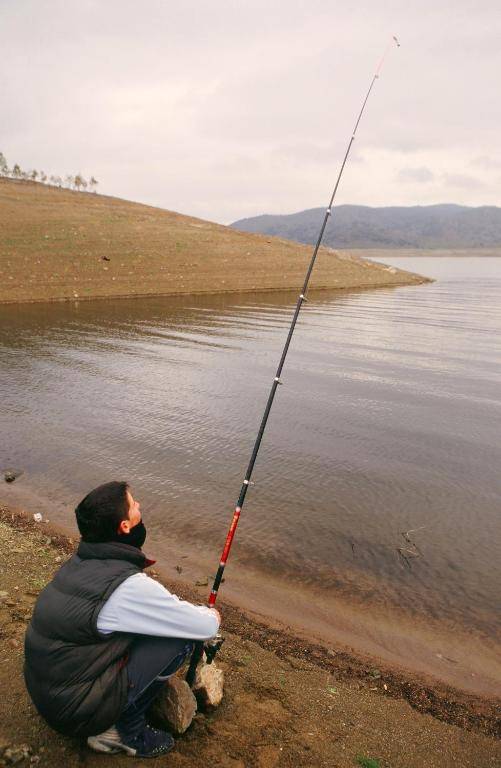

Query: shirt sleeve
left=96, top=572, right=220, bottom=640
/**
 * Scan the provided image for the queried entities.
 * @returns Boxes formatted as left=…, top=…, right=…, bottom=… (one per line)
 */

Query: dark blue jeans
left=116, top=635, right=194, bottom=740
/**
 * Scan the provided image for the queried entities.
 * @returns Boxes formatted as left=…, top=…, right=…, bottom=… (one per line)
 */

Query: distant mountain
left=231, top=204, right=501, bottom=249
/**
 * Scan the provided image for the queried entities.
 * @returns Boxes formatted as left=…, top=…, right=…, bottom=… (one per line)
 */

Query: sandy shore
left=1, top=503, right=499, bottom=768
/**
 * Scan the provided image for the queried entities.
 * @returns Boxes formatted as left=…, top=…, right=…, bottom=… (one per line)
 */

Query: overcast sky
left=1, top=0, right=500, bottom=223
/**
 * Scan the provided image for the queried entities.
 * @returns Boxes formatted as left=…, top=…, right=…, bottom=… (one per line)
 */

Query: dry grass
left=0, top=179, right=430, bottom=304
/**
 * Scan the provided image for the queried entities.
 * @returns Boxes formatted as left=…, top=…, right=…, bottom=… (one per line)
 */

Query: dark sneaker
left=88, top=724, right=174, bottom=758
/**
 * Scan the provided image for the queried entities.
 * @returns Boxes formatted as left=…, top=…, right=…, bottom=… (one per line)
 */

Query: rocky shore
left=0, top=504, right=499, bottom=768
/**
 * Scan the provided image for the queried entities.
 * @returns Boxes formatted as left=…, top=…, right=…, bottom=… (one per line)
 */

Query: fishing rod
left=186, top=35, right=400, bottom=687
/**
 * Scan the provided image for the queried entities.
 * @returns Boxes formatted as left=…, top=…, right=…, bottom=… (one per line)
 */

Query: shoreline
left=1, top=503, right=499, bottom=741
left=0, top=278, right=428, bottom=307
left=3, top=482, right=499, bottom=702
left=343, top=248, right=501, bottom=258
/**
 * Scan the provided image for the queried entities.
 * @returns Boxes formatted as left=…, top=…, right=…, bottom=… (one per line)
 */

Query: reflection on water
left=1, top=257, right=501, bottom=642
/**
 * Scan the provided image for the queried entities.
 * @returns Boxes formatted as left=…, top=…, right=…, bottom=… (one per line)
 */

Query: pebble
left=3, top=745, right=31, bottom=764
left=33, top=514, right=43, bottom=523
left=369, top=668, right=382, bottom=679
left=4, top=469, right=23, bottom=484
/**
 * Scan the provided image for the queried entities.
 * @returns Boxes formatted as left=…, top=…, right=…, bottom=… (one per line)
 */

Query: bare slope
left=0, top=180, right=429, bottom=304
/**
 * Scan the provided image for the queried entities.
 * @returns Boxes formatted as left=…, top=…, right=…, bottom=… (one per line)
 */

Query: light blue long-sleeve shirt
left=96, top=572, right=220, bottom=640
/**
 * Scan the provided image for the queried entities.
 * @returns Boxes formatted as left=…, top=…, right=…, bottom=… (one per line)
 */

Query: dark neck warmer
left=77, top=539, right=148, bottom=568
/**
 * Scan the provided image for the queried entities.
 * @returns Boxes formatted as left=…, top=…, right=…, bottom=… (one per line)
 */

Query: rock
left=149, top=676, right=197, bottom=735
left=175, top=565, right=183, bottom=574
left=33, top=514, right=43, bottom=523
left=4, top=745, right=31, bottom=764
left=195, top=578, right=208, bottom=587
left=369, top=668, right=382, bottom=679
left=0, top=591, right=9, bottom=601
left=193, top=661, right=224, bottom=710
left=4, top=469, right=23, bottom=484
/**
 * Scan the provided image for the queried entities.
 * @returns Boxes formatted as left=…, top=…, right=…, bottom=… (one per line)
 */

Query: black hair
left=75, top=481, right=130, bottom=542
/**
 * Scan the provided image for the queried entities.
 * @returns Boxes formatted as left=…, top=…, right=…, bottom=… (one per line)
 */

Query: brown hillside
left=0, top=179, right=429, bottom=304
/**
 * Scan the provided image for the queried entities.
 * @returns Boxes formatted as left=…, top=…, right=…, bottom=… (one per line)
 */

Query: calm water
left=1, top=257, right=500, bottom=641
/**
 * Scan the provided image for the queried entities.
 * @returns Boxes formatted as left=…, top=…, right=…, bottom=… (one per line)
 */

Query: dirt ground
left=0, top=508, right=499, bottom=768
left=0, top=179, right=430, bottom=305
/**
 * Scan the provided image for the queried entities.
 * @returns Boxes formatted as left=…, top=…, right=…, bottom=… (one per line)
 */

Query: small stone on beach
left=4, top=469, right=23, bottom=484
left=193, top=660, right=224, bottom=710
left=149, top=676, right=197, bottom=735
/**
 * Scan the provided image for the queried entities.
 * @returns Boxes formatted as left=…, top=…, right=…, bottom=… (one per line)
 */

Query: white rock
left=193, top=661, right=224, bottom=709
left=33, top=513, right=43, bottom=523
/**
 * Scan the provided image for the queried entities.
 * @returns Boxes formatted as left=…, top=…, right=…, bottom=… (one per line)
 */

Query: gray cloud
left=442, top=173, right=486, bottom=190
left=1, top=0, right=500, bottom=222
left=397, top=167, right=435, bottom=183
left=471, top=155, right=501, bottom=170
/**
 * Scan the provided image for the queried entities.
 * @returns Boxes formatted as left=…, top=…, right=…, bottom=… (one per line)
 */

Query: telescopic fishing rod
left=186, top=35, right=400, bottom=686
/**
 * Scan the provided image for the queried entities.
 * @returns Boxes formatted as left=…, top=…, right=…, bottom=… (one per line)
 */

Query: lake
left=1, top=255, right=500, bottom=695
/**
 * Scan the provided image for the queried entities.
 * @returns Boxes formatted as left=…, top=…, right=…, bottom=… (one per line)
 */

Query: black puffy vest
left=24, top=540, right=148, bottom=737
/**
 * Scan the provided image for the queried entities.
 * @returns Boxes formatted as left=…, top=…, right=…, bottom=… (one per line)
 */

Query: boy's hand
left=211, top=608, right=222, bottom=626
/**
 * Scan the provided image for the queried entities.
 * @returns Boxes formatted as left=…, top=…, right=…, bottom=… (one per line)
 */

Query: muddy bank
left=0, top=179, right=430, bottom=304
left=0, top=504, right=499, bottom=768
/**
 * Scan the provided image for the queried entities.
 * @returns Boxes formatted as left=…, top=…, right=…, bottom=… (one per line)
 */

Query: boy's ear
left=117, top=519, right=131, bottom=535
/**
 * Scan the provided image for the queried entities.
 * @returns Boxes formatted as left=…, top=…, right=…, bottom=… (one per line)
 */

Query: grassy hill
left=231, top=204, right=501, bottom=249
left=0, top=180, right=429, bottom=304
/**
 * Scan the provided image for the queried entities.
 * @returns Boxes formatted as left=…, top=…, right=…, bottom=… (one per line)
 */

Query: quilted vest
left=24, top=540, right=148, bottom=736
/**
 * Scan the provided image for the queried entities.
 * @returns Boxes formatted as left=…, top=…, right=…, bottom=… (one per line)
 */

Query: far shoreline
left=344, top=247, right=501, bottom=258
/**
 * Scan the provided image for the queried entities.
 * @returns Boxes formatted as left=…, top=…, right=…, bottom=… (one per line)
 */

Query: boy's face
left=117, top=490, right=141, bottom=535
